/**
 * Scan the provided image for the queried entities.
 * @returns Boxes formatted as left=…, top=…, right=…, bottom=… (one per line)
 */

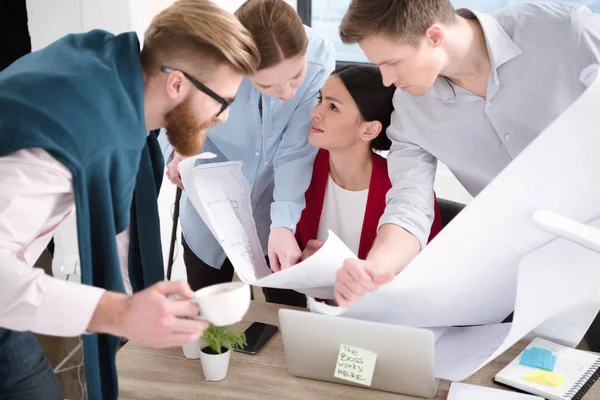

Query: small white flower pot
left=199, top=346, right=231, bottom=381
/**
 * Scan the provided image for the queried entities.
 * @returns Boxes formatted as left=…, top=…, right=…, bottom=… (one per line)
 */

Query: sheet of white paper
left=483, top=217, right=600, bottom=362
left=179, top=158, right=272, bottom=283
left=434, top=324, right=512, bottom=380
left=317, top=72, right=600, bottom=328
left=310, top=231, right=600, bottom=383
left=307, top=297, right=451, bottom=342
left=253, top=229, right=357, bottom=291
left=178, top=152, right=217, bottom=236
left=180, top=155, right=357, bottom=292
left=433, top=216, right=600, bottom=381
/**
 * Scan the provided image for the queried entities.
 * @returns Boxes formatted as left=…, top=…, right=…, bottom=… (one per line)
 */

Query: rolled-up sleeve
left=378, top=107, right=437, bottom=250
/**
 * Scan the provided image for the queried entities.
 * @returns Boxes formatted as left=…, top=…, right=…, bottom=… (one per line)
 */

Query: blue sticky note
left=520, top=347, right=557, bottom=371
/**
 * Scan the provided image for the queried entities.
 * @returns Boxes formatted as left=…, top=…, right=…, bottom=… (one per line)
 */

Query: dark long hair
left=332, top=64, right=395, bottom=151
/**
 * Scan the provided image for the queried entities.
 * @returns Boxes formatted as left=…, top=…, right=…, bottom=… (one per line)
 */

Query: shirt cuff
left=32, top=274, right=105, bottom=337
left=270, top=201, right=300, bottom=234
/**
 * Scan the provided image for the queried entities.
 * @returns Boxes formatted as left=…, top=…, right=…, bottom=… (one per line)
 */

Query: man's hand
left=334, top=259, right=395, bottom=307
left=268, top=227, right=301, bottom=272
left=166, top=152, right=185, bottom=190
left=88, top=280, right=208, bottom=348
left=333, top=224, right=422, bottom=306
left=300, top=239, right=324, bottom=261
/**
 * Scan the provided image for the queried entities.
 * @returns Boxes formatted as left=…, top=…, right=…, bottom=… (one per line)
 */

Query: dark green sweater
left=0, top=30, right=164, bottom=399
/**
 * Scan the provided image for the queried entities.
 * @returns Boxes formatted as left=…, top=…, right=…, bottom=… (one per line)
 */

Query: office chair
left=437, top=198, right=466, bottom=228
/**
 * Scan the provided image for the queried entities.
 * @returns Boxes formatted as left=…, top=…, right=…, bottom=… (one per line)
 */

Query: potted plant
left=199, top=324, right=246, bottom=381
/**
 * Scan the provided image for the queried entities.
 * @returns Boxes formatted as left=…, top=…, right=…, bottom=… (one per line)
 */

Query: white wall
left=27, top=0, right=147, bottom=51
left=217, top=0, right=296, bottom=12
left=27, top=0, right=81, bottom=51
left=27, top=1, right=299, bottom=51
left=149, top=0, right=296, bottom=16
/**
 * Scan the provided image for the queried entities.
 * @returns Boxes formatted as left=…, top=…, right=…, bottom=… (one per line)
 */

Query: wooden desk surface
left=117, top=301, right=600, bottom=399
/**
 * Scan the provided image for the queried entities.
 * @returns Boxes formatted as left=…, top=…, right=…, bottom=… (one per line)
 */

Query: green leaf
left=201, top=324, right=247, bottom=354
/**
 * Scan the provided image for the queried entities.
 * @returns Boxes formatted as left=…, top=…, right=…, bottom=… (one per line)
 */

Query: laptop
left=278, top=309, right=438, bottom=398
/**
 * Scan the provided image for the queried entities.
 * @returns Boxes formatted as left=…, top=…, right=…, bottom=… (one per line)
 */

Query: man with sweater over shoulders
left=334, top=0, right=600, bottom=352
left=0, top=1, right=260, bottom=399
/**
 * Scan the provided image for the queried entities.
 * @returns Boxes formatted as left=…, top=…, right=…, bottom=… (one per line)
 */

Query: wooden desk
left=117, top=301, right=600, bottom=399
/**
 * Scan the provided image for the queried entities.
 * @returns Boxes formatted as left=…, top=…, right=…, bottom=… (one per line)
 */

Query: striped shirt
left=382, top=2, right=600, bottom=248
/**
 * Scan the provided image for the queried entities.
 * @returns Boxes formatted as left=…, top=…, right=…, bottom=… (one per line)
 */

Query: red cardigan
left=296, top=149, right=442, bottom=259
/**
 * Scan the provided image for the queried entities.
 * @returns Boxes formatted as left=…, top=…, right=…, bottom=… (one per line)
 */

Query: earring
left=362, top=136, right=366, bottom=141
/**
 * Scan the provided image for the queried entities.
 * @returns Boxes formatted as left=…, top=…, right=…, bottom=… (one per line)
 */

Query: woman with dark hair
left=296, top=65, right=442, bottom=260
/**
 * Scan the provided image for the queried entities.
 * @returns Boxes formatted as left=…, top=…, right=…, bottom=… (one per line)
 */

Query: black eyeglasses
left=161, top=66, right=233, bottom=117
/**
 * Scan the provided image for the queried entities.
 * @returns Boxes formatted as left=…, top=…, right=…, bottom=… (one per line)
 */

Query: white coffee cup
left=192, top=282, right=251, bottom=326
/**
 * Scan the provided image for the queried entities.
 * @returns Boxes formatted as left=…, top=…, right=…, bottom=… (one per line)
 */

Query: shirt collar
left=474, top=10, right=522, bottom=72
left=241, top=77, right=258, bottom=103
left=429, top=9, right=522, bottom=101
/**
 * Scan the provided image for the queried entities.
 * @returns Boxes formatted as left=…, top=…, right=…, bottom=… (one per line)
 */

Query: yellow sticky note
left=523, top=369, right=566, bottom=387
left=333, top=344, right=377, bottom=386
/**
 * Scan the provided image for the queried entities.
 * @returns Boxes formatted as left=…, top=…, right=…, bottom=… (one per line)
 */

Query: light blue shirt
left=159, top=26, right=335, bottom=268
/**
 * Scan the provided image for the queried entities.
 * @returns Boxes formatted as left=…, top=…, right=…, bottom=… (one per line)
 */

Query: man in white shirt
left=0, top=1, right=260, bottom=399
left=335, top=1, right=600, bottom=351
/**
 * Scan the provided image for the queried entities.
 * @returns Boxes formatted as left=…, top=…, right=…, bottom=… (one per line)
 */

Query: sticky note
left=523, top=370, right=566, bottom=387
left=520, top=347, right=557, bottom=371
left=334, top=344, right=377, bottom=386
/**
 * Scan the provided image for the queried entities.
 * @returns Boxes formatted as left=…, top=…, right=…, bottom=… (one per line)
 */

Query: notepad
left=494, top=338, right=600, bottom=400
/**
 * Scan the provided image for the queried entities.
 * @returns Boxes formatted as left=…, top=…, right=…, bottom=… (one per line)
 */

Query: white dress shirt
left=0, top=148, right=131, bottom=337
left=381, top=3, right=600, bottom=248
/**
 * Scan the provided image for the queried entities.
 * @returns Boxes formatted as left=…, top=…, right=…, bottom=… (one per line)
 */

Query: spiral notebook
left=494, top=338, right=600, bottom=400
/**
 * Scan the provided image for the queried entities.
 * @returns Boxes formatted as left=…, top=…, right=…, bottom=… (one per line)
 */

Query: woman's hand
left=300, top=239, right=324, bottom=261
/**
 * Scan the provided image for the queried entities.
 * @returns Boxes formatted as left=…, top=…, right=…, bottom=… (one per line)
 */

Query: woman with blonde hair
left=162, top=0, right=335, bottom=307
